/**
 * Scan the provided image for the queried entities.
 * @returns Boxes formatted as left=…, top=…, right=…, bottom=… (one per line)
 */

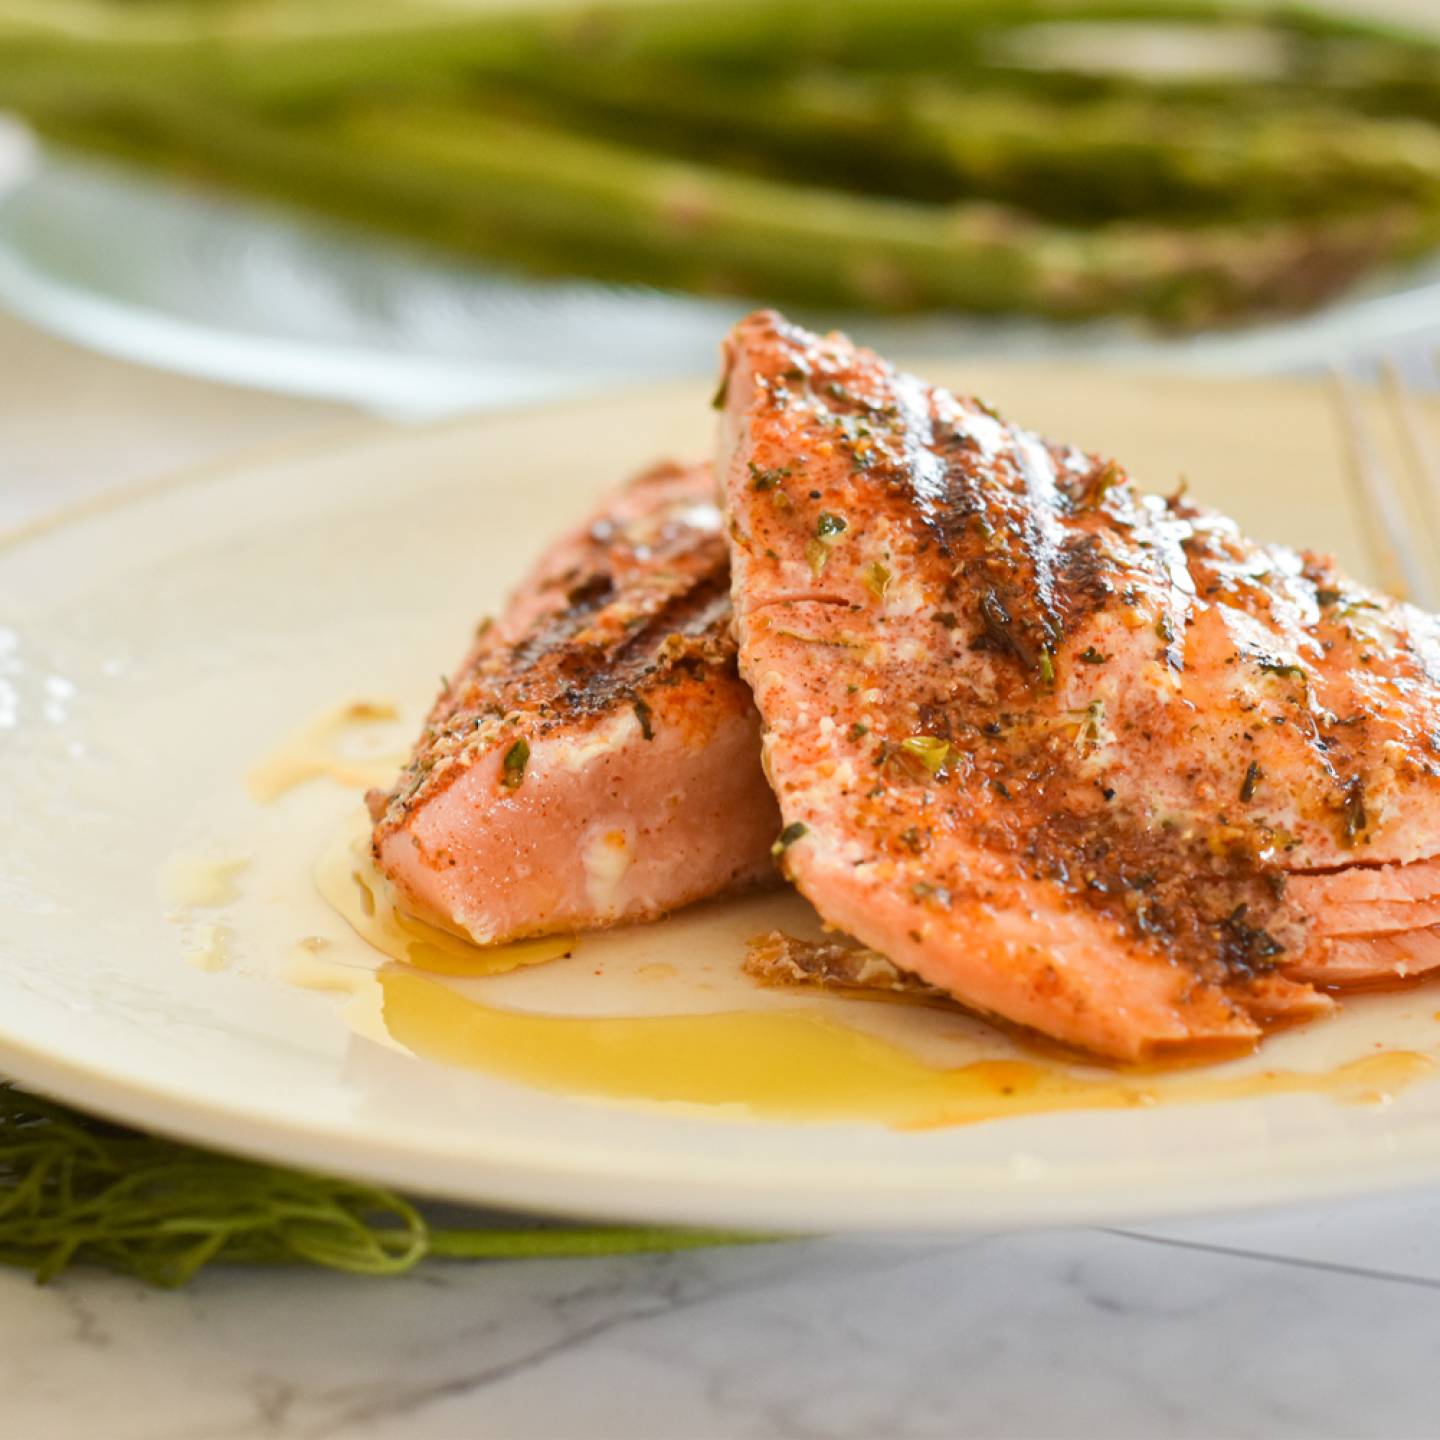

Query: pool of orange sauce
left=314, top=819, right=1435, bottom=1130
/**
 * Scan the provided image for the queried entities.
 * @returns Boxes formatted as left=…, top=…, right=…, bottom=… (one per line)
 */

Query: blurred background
left=2, top=0, right=1440, bottom=422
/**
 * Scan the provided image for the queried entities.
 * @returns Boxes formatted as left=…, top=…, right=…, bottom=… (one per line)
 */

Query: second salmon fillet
left=370, top=461, right=779, bottom=944
left=719, top=311, right=1440, bottom=1060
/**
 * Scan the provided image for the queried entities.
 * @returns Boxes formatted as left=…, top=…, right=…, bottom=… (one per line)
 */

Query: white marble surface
left=8, top=311, right=1440, bottom=1440
left=6, top=1191, right=1440, bottom=1439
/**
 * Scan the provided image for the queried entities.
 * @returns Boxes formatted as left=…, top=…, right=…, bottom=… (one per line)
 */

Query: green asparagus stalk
left=3, top=0, right=1439, bottom=111
left=4, top=0, right=1440, bottom=325
left=900, top=81, right=1440, bottom=219
left=488, top=63, right=1440, bottom=222
left=15, top=23, right=1440, bottom=227
left=344, top=97, right=1439, bottom=322
left=9, top=69, right=1433, bottom=327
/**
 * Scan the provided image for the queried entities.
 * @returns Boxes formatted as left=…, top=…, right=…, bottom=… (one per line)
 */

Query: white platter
left=3, top=147, right=1440, bottom=420
left=4, top=366, right=1440, bottom=1233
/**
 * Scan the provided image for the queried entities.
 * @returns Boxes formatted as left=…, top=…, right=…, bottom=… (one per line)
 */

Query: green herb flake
left=849, top=722, right=869, bottom=741
left=861, top=559, right=891, bottom=601
left=1038, top=647, right=1056, bottom=687
left=710, top=372, right=729, bottom=410
left=771, top=821, right=808, bottom=857
left=1258, top=658, right=1307, bottom=681
left=501, top=737, right=530, bottom=789
left=816, top=511, right=848, bottom=538
left=805, top=538, right=830, bottom=576
left=1154, top=614, right=1175, bottom=644
left=748, top=461, right=790, bottom=492
left=633, top=698, right=654, bottom=741
left=911, top=881, right=953, bottom=908
left=1240, top=759, right=1261, bottom=803
left=1219, top=903, right=1284, bottom=968
left=1315, top=588, right=1343, bottom=608
left=899, top=735, right=950, bottom=774
left=1079, top=646, right=1108, bottom=665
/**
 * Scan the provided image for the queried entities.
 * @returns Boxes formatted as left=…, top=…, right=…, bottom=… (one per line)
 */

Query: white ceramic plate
left=5, top=367, right=1440, bottom=1233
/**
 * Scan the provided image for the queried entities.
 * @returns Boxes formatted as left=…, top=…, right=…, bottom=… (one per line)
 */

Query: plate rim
left=5, top=1012, right=1440, bottom=1234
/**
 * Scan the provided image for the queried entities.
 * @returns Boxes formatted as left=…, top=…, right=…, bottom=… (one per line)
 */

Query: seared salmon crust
left=371, top=460, right=779, bottom=945
left=719, top=311, right=1440, bottom=1059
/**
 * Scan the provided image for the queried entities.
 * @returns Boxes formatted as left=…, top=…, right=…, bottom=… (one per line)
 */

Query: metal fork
left=1331, top=347, right=1440, bottom=610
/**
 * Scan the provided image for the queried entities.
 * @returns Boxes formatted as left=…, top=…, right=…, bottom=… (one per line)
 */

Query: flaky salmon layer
left=718, top=311, right=1440, bottom=1059
left=370, top=461, right=779, bottom=945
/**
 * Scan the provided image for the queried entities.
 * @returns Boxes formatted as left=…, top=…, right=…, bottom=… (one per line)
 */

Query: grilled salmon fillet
left=370, top=460, right=779, bottom=944
left=718, top=310, right=1440, bottom=1059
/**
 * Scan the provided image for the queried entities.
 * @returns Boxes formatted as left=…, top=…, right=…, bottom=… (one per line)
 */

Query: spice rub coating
left=718, top=310, right=1440, bottom=1059
left=371, top=460, right=779, bottom=944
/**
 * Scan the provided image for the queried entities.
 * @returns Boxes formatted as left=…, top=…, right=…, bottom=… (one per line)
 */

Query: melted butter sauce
left=160, top=853, right=249, bottom=909
left=248, top=700, right=407, bottom=803
left=378, top=966, right=1433, bottom=1127
left=312, top=815, right=1436, bottom=1129
left=183, top=921, right=232, bottom=973
left=161, top=852, right=249, bottom=971
left=282, top=936, right=400, bottom=1051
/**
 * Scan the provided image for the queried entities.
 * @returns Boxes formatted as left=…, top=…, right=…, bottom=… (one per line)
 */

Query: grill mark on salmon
left=718, top=311, right=1440, bottom=1058
left=371, top=460, right=779, bottom=945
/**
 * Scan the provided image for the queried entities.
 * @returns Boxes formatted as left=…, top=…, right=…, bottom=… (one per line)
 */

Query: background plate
left=4, top=366, right=1440, bottom=1233
left=4, top=141, right=1440, bottom=419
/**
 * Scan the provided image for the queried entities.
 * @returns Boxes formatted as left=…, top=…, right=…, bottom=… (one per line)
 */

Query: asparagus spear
left=901, top=80, right=1440, bottom=219
left=3, top=0, right=1439, bottom=325
left=13, top=0, right=1440, bottom=218
left=344, top=98, right=1440, bottom=323
left=488, top=62, right=1440, bottom=222
left=9, top=71, right=1433, bottom=327
left=4, top=0, right=1438, bottom=111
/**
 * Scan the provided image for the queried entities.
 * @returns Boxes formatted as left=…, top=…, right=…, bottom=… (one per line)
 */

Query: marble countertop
left=6, top=311, right=1440, bottom=1440
left=7, top=1192, right=1440, bottom=1439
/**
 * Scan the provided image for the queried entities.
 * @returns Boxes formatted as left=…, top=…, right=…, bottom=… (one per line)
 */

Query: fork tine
left=1329, top=365, right=1435, bottom=609
left=1381, top=352, right=1440, bottom=582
